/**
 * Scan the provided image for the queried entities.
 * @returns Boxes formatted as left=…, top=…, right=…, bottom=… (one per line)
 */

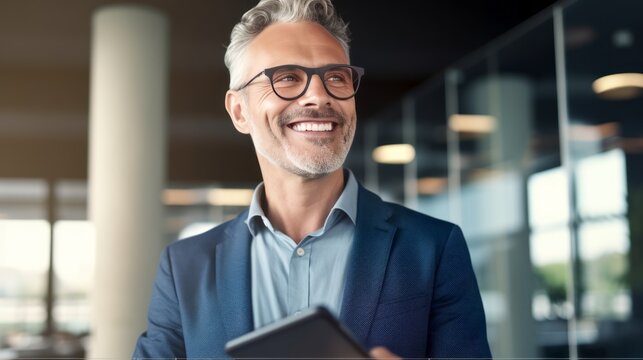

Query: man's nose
left=297, top=74, right=331, bottom=106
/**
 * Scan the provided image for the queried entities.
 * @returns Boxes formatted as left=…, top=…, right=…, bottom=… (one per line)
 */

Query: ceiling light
left=417, top=177, right=447, bottom=195
left=208, top=188, right=254, bottom=206
left=372, top=144, right=416, bottom=164
left=592, top=73, right=643, bottom=100
left=449, top=114, right=496, bottom=133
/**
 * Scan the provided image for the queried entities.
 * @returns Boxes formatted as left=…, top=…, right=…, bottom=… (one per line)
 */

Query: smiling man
left=133, top=0, right=491, bottom=358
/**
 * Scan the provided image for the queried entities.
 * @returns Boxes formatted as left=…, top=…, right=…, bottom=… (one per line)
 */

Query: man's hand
left=370, top=346, right=402, bottom=360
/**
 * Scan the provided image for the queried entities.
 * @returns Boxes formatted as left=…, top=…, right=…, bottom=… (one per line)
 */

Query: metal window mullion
left=554, top=5, right=579, bottom=360
left=446, top=69, right=462, bottom=225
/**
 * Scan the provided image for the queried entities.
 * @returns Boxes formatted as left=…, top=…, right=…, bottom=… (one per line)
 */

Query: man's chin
left=287, top=159, right=345, bottom=180
left=256, top=147, right=346, bottom=179
left=288, top=165, right=339, bottom=180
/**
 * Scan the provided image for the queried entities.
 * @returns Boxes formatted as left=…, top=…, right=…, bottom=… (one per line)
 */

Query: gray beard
left=255, top=107, right=355, bottom=179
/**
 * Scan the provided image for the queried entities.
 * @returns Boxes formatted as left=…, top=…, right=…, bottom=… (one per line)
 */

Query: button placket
left=287, top=244, right=311, bottom=315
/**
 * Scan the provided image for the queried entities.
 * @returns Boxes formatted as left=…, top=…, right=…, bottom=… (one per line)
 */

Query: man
left=134, top=0, right=491, bottom=358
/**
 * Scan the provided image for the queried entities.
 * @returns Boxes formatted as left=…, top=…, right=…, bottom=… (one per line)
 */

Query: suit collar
left=340, top=185, right=396, bottom=344
left=216, top=211, right=254, bottom=341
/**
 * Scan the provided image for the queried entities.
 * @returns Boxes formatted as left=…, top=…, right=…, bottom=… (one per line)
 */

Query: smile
left=288, top=122, right=335, bottom=132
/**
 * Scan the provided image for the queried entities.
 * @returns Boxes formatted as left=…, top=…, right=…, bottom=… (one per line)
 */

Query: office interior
left=1, top=0, right=642, bottom=358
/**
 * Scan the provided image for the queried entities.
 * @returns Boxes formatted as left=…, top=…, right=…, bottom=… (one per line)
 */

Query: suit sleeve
left=133, top=247, right=186, bottom=359
left=427, top=225, right=492, bottom=359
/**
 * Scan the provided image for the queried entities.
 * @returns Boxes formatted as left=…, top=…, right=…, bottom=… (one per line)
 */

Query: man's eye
left=325, top=75, right=351, bottom=88
left=326, top=71, right=350, bottom=83
left=274, top=74, right=300, bottom=82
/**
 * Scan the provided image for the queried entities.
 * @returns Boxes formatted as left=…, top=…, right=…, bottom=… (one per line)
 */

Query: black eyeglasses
left=235, top=64, right=365, bottom=100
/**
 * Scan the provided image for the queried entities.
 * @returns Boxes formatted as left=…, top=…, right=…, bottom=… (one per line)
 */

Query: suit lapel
left=340, top=186, right=396, bottom=344
left=216, top=212, right=254, bottom=342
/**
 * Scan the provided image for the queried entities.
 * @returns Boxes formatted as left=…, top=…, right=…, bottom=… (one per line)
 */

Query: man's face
left=226, top=21, right=357, bottom=179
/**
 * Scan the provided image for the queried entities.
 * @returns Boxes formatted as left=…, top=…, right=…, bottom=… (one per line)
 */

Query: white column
left=88, top=5, right=169, bottom=358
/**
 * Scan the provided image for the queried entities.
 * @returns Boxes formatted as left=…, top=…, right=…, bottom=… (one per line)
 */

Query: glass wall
left=352, top=0, right=643, bottom=357
left=0, top=179, right=94, bottom=352
left=563, top=0, right=643, bottom=356
left=0, top=178, right=256, bottom=352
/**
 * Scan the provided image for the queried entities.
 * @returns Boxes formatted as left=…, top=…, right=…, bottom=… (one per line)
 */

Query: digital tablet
left=225, top=306, right=371, bottom=359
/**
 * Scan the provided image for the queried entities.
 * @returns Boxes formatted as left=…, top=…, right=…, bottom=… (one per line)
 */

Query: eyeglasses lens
left=270, top=66, right=359, bottom=100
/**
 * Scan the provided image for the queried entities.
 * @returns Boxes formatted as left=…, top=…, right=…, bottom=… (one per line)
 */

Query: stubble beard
left=254, top=108, right=355, bottom=179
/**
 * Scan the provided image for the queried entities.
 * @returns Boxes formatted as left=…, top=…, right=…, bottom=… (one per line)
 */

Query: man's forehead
left=244, top=21, right=348, bottom=69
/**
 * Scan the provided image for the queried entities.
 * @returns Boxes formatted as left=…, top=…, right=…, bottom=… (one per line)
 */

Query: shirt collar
left=245, top=169, right=358, bottom=236
left=333, top=168, right=358, bottom=225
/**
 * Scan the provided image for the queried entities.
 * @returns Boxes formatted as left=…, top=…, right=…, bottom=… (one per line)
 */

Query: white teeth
left=291, top=122, right=333, bottom=132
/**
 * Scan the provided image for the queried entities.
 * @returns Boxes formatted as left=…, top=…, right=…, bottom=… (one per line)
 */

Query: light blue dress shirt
left=246, top=170, right=358, bottom=329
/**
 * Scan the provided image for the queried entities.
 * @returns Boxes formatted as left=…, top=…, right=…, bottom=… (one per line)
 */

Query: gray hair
left=224, top=0, right=351, bottom=89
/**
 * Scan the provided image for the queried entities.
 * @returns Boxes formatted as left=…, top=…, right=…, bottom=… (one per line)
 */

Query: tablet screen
left=225, top=306, right=370, bottom=359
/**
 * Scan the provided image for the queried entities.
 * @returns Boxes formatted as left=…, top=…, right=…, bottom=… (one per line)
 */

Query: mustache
left=278, top=108, right=346, bottom=127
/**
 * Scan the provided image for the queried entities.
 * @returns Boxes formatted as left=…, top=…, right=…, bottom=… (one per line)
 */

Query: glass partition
left=414, top=76, right=450, bottom=221
left=563, top=0, right=643, bottom=356
left=362, top=103, right=407, bottom=204
left=349, top=0, right=643, bottom=357
left=450, top=13, right=563, bottom=358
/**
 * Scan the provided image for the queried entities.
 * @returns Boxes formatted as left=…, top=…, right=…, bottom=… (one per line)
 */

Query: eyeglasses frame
left=234, top=64, right=365, bottom=101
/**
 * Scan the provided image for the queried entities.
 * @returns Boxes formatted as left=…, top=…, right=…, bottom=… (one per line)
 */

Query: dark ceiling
left=0, top=0, right=558, bottom=184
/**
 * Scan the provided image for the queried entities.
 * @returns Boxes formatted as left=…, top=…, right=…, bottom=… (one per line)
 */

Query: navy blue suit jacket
left=134, top=185, right=491, bottom=358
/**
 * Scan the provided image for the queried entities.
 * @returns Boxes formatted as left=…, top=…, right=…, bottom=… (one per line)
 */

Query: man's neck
left=260, top=167, right=346, bottom=244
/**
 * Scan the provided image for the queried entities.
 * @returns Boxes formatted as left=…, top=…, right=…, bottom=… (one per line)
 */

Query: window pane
left=0, top=220, right=50, bottom=337
left=564, top=0, right=643, bottom=356
left=53, top=221, right=95, bottom=334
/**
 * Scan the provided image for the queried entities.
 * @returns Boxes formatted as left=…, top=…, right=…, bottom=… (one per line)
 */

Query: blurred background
left=1, top=0, right=642, bottom=358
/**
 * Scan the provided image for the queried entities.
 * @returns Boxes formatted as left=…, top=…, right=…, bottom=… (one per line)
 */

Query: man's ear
left=225, top=90, right=250, bottom=134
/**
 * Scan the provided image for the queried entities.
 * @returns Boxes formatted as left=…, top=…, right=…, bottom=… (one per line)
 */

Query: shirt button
left=296, top=247, right=305, bottom=256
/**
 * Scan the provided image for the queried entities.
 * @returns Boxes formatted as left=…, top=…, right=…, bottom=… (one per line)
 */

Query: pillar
left=88, top=5, right=169, bottom=358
